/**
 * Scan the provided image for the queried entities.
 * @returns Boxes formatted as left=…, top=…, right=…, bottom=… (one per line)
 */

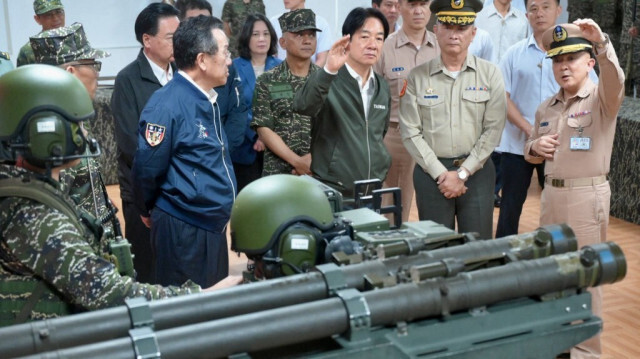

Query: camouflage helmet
left=30, top=22, right=110, bottom=66
left=0, top=65, right=97, bottom=166
left=231, top=174, right=334, bottom=256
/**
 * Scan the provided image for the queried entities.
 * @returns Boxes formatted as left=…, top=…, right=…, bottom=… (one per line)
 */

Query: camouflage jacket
left=59, top=145, right=116, bottom=252
left=251, top=61, right=319, bottom=176
left=221, top=0, right=265, bottom=58
left=0, top=165, right=200, bottom=325
left=16, top=41, right=36, bottom=67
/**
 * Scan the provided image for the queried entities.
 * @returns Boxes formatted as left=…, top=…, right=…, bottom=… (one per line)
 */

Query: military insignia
left=0, top=52, right=9, bottom=61
left=426, top=88, right=434, bottom=94
left=569, top=111, right=591, bottom=118
left=452, top=0, right=464, bottom=10
left=392, top=67, right=405, bottom=72
left=553, top=26, right=567, bottom=43
left=400, top=80, right=408, bottom=97
left=145, top=123, right=166, bottom=147
left=540, top=122, right=549, bottom=127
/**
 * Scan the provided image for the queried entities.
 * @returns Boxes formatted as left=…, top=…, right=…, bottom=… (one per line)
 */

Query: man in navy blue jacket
left=133, top=16, right=236, bottom=288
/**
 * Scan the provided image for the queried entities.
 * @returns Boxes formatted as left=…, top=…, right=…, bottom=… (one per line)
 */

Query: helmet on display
left=231, top=174, right=336, bottom=277
left=0, top=65, right=98, bottom=166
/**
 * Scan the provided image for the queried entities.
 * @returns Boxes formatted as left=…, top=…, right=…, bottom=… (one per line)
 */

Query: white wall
left=0, top=0, right=371, bottom=80
left=0, top=0, right=567, bottom=79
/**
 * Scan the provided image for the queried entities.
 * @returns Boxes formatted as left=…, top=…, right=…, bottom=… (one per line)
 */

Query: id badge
left=570, top=137, right=591, bottom=151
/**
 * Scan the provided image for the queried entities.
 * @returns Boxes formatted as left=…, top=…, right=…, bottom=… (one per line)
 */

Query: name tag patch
left=373, top=104, right=386, bottom=110
left=392, top=67, right=405, bottom=72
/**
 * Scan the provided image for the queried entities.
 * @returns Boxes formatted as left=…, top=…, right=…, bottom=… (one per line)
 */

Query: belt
left=388, top=122, right=400, bottom=128
left=438, top=156, right=468, bottom=167
left=545, top=175, right=607, bottom=188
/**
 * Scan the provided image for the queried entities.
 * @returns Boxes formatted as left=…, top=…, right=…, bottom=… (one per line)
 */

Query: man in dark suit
left=111, top=3, right=180, bottom=283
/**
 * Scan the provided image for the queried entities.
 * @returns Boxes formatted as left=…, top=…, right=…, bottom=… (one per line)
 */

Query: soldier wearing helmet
left=0, top=65, right=239, bottom=326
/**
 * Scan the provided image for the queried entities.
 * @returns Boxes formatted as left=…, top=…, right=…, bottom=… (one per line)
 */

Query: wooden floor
left=106, top=179, right=640, bottom=358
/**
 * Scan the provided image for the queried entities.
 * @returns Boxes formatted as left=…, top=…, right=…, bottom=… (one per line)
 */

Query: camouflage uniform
left=17, top=0, right=65, bottom=67
left=221, top=0, right=265, bottom=58
left=0, top=164, right=199, bottom=326
left=252, top=61, right=319, bottom=176
left=30, top=23, right=114, bottom=244
left=17, top=41, right=37, bottom=68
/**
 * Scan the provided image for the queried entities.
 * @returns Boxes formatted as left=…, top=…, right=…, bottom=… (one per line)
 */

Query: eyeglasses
left=67, top=60, right=102, bottom=72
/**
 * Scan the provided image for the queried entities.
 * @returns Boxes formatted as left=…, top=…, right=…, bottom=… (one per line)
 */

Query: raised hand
left=325, top=35, right=351, bottom=73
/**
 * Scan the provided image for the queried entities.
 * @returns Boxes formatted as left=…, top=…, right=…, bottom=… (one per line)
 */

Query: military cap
left=30, top=22, right=109, bottom=66
left=279, top=9, right=322, bottom=33
left=430, top=0, right=483, bottom=26
left=33, top=0, right=64, bottom=15
left=542, top=24, right=593, bottom=58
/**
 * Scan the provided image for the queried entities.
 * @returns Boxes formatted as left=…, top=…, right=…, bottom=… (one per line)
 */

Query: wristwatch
left=594, top=34, right=609, bottom=52
left=457, top=168, right=468, bottom=182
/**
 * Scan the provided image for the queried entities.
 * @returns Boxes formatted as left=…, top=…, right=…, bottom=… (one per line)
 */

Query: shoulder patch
left=145, top=123, right=166, bottom=147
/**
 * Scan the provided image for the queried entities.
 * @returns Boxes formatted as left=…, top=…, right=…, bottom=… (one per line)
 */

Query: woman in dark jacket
left=232, top=13, right=282, bottom=191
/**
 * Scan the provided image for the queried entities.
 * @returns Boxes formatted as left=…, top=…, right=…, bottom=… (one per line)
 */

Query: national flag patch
left=145, top=123, right=166, bottom=146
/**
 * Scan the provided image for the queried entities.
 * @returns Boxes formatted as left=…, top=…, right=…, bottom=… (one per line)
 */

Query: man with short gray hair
left=132, top=16, right=237, bottom=288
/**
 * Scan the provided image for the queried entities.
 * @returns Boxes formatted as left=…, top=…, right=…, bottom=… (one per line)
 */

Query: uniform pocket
left=417, top=96, right=446, bottom=131
left=567, top=114, right=593, bottom=129
left=461, top=91, right=490, bottom=123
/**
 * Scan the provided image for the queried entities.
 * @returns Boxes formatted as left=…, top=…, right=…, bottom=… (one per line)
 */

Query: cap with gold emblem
left=430, top=0, right=483, bottom=26
left=542, top=24, right=593, bottom=58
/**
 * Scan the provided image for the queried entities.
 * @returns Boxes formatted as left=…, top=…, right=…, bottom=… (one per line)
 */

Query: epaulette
left=0, top=52, right=9, bottom=61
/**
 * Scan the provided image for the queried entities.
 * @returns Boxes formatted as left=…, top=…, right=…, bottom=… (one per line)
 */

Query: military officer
left=0, top=66, right=239, bottom=326
left=374, top=0, right=440, bottom=222
left=525, top=20, right=624, bottom=359
left=0, top=52, right=12, bottom=76
left=251, top=9, right=321, bottom=176
left=222, top=0, right=266, bottom=58
left=17, top=0, right=66, bottom=67
left=399, top=0, right=507, bottom=239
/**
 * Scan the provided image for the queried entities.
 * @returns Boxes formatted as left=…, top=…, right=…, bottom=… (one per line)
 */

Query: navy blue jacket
left=215, top=63, right=248, bottom=164
left=132, top=73, right=236, bottom=233
left=231, top=56, right=281, bottom=165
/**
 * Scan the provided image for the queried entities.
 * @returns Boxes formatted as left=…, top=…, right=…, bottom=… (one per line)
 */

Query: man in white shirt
left=271, top=0, right=332, bottom=66
left=476, top=0, right=529, bottom=62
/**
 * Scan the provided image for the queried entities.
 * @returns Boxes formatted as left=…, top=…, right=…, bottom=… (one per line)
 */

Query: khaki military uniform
left=373, top=28, right=439, bottom=222
left=221, top=0, right=265, bottom=58
left=251, top=61, right=319, bottom=176
left=399, top=55, right=506, bottom=238
left=525, top=42, right=625, bottom=359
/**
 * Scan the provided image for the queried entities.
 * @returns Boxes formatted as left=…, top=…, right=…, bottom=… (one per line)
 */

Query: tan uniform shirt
left=524, top=43, right=625, bottom=179
left=373, top=28, right=440, bottom=123
left=399, top=55, right=507, bottom=179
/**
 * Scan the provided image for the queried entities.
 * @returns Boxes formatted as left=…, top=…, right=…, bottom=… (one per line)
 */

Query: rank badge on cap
left=145, top=123, right=166, bottom=147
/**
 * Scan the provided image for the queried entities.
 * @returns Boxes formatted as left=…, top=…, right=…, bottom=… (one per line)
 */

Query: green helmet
left=231, top=175, right=335, bottom=276
left=0, top=64, right=97, bottom=166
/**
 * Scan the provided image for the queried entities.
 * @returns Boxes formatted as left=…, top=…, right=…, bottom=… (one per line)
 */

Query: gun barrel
left=21, top=243, right=625, bottom=359
left=0, top=224, right=578, bottom=358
